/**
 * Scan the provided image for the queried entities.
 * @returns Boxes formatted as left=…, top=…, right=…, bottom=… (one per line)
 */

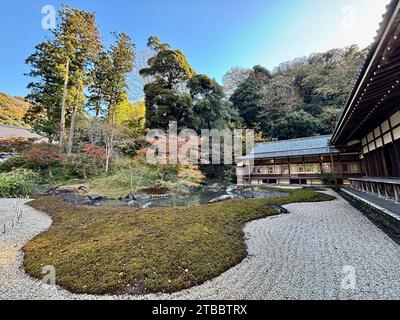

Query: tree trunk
left=67, top=105, right=78, bottom=156
left=59, top=58, right=70, bottom=152
left=105, top=105, right=116, bottom=174
left=48, top=166, right=53, bottom=178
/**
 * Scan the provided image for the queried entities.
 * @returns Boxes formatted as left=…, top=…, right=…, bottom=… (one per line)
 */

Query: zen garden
left=1, top=1, right=400, bottom=302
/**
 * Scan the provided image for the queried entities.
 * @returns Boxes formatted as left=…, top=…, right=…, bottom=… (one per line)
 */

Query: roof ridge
left=255, top=134, right=332, bottom=147
left=0, top=125, right=32, bottom=130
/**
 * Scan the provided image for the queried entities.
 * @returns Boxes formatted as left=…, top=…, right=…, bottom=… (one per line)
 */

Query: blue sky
left=0, top=0, right=390, bottom=98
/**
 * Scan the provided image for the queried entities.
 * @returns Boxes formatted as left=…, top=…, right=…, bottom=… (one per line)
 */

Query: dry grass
left=23, top=188, right=335, bottom=295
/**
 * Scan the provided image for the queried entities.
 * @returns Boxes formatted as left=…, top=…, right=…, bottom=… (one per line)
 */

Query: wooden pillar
left=367, top=182, right=372, bottom=194
left=388, top=117, right=400, bottom=176
left=384, top=184, right=389, bottom=200
left=377, top=183, right=382, bottom=198
left=273, top=158, right=276, bottom=176
left=394, top=185, right=399, bottom=203
left=319, top=155, right=323, bottom=173
left=330, top=151, right=337, bottom=186
left=248, top=160, right=252, bottom=186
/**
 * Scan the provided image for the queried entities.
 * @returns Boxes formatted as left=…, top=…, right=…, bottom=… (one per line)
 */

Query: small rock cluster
left=119, top=192, right=152, bottom=208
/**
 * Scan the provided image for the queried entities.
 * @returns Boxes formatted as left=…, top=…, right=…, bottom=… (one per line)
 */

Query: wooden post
left=388, top=117, right=400, bottom=176
left=377, top=183, right=382, bottom=198
left=330, top=151, right=337, bottom=186
left=394, top=185, right=399, bottom=203
left=384, top=184, right=389, bottom=200
left=367, top=181, right=374, bottom=194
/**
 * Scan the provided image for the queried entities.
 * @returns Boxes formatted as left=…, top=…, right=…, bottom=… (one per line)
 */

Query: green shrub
left=62, top=154, right=103, bottom=179
left=0, top=156, right=27, bottom=172
left=321, top=172, right=335, bottom=186
left=0, top=169, right=39, bottom=196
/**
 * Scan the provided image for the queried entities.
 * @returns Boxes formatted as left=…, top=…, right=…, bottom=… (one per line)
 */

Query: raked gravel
left=1, top=190, right=400, bottom=300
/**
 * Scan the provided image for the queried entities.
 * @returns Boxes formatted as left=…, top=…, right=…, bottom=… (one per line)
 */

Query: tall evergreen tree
left=89, top=32, right=135, bottom=172
left=26, top=41, right=64, bottom=127
left=26, top=5, right=101, bottom=153
left=140, top=36, right=196, bottom=130
left=230, top=65, right=271, bottom=128
left=188, top=74, right=231, bottom=130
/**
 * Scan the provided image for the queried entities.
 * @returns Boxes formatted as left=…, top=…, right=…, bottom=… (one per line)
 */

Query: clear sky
left=0, top=0, right=390, bottom=98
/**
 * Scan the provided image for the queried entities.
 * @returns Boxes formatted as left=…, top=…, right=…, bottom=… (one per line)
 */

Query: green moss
left=24, top=188, right=335, bottom=295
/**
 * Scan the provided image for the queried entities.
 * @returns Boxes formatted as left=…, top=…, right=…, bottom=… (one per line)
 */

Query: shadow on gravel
left=336, top=188, right=400, bottom=246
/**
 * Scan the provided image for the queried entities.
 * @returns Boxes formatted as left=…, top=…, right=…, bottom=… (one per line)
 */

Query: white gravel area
left=1, top=190, right=400, bottom=300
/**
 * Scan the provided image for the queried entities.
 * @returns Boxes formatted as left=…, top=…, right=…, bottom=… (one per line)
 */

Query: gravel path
left=1, top=190, right=400, bottom=300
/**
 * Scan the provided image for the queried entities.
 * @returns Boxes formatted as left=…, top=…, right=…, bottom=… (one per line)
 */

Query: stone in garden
left=121, top=192, right=151, bottom=202
left=127, top=200, right=140, bottom=208
left=226, top=185, right=239, bottom=193
left=142, top=202, right=154, bottom=209
left=208, top=195, right=237, bottom=204
left=266, top=203, right=290, bottom=214
left=88, top=196, right=106, bottom=206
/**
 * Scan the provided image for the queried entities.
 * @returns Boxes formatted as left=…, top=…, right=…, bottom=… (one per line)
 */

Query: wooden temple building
left=237, top=0, right=400, bottom=202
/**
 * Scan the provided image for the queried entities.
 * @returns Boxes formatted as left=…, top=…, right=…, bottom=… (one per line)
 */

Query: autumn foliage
left=24, top=143, right=61, bottom=177
left=82, top=144, right=109, bottom=166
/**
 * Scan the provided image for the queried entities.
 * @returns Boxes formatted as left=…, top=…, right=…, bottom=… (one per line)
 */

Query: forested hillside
left=227, top=45, right=367, bottom=140
left=0, top=92, right=30, bottom=126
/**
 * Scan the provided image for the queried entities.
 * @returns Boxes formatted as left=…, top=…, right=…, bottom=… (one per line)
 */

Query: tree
left=0, top=93, right=31, bottom=126
left=66, top=69, right=87, bottom=154
left=228, top=46, right=366, bottom=139
left=55, top=5, right=101, bottom=152
left=0, top=137, right=33, bottom=154
left=158, top=165, right=204, bottom=206
left=188, top=74, right=231, bottom=130
left=24, top=143, right=61, bottom=177
left=140, top=37, right=196, bottom=130
left=89, top=32, right=135, bottom=173
left=87, top=51, right=113, bottom=118
left=115, top=100, right=146, bottom=137
left=26, top=5, right=101, bottom=153
left=25, top=41, right=64, bottom=127
left=318, top=106, right=342, bottom=134
left=143, top=85, right=194, bottom=130
left=30, top=119, right=59, bottom=144
left=270, top=110, right=320, bottom=140
left=258, top=76, right=302, bottom=136
left=230, top=65, right=271, bottom=128
left=147, top=35, right=171, bottom=52
left=140, top=49, right=195, bottom=90
left=222, top=67, right=251, bottom=97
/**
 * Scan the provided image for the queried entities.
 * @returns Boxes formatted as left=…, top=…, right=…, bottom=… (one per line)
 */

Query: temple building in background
left=237, top=0, right=400, bottom=202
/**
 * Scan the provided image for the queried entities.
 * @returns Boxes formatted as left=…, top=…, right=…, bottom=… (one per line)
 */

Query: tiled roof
left=0, top=125, right=44, bottom=141
left=240, top=135, right=338, bottom=160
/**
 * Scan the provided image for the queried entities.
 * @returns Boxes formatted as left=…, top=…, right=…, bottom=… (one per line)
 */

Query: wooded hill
left=228, top=45, right=367, bottom=140
left=0, top=92, right=31, bottom=126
